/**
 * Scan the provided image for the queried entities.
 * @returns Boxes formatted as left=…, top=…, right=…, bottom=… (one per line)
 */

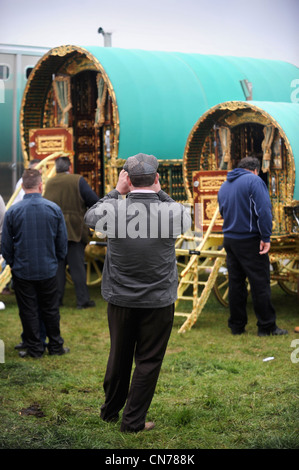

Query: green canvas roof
left=85, top=47, right=298, bottom=160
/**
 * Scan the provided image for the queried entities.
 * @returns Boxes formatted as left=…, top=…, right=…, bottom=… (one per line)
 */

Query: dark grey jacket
left=84, top=189, right=191, bottom=308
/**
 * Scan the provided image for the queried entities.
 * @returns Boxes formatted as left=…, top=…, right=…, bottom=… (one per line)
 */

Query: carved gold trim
left=36, top=135, right=67, bottom=153
left=223, top=110, right=271, bottom=127
left=50, top=45, right=77, bottom=57
left=198, top=175, right=227, bottom=191
left=218, top=101, right=248, bottom=111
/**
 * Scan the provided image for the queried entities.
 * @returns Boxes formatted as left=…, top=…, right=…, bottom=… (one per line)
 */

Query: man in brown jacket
left=44, top=157, right=99, bottom=309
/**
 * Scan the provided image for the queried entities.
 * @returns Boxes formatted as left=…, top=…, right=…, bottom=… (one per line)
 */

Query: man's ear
left=127, top=174, right=132, bottom=185
left=155, top=172, right=159, bottom=183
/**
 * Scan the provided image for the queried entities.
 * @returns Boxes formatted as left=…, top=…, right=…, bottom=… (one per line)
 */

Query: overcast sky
left=0, top=0, right=298, bottom=66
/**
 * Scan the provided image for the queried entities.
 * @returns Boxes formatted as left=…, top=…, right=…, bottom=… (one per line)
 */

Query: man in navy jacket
left=2, top=169, right=69, bottom=357
left=218, top=156, right=288, bottom=336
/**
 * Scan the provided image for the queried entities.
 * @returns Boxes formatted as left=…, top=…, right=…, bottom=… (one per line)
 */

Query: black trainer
left=258, top=327, right=288, bottom=337
left=77, top=300, right=95, bottom=309
left=48, top=347, right=70, bottom=356
left=15, top=342, right=29, bottom=350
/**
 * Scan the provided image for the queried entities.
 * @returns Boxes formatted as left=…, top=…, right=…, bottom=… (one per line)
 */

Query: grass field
left=0, top=280, right=298, bottom=451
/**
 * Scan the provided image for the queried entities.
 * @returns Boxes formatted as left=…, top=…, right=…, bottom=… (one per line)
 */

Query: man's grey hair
left=55, top=157, right=71, bottom=173
left=238, top=156, right=261, bottom=173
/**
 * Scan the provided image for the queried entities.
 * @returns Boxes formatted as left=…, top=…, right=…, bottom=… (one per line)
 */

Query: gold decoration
left=78, top=153, right=95, bottom=164
left=261, top=125, right=275, bottom=173
left=218, top=126, right=232, bottom=168
left=219, top=101, right=248, bottom=111
left=205, top=198, right=220, bottom=219
left=50, top=45, right=77, bottom=57
left=35, top=135, right=66, bottom=153
left=199, top=175, right=226, bottom=190
left=223, top=110, right=270, bottom=127
left=78, top=136, right=94, bottom=146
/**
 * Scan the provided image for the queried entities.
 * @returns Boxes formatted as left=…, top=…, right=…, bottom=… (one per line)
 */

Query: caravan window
left=0, top=64, right=10, bottom=80
left=25, top=67, right=34, bottom=79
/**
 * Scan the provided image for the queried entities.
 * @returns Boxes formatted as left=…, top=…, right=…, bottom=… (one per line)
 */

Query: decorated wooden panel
left=29, top=128, right=73, bottom=159
left=193, top=170, right=227, bottom=231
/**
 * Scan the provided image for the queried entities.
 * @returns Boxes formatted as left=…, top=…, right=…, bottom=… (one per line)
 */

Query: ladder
left=175, top=206, right=226, bottom=333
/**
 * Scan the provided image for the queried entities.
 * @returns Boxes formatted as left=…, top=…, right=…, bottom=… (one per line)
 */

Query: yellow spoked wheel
left=275, top=258, right=299, bottom=296
left=213, top=265, right=229, bottom=307
left=65, top=242, right=106, bottom=287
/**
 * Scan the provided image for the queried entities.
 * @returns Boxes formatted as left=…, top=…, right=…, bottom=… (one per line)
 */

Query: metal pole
left=98, top=28, right=112, bottom=47
left=104, top=32, right=112, bottom=47
left=12, top=53, right=21, bottom=190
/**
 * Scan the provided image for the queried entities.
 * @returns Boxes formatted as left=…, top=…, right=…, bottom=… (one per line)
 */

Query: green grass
left=0, top=282, right=298, bottom=450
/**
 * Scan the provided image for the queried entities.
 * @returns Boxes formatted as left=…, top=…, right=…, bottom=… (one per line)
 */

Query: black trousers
left=223, top=236, right=277, bottom=333
left=100, top=303, right=174, bottom=432
left=57, top=241, right=90, bottom=306
left=12, top=274, right=64, bottom=357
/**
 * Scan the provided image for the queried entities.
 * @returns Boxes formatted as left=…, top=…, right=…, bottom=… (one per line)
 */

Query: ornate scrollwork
left=50, top=45, right=77, bottom=57
left=219, top=101, right=248, bottom=112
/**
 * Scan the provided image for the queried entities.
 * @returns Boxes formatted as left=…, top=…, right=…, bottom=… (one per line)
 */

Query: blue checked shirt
left=2, top=193, right=68, bottom=280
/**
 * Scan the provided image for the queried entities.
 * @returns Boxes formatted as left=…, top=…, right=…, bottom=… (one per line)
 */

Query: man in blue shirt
left=218, top=156, right=288, bottom=337
left=2, top=169, right=69, bottom=357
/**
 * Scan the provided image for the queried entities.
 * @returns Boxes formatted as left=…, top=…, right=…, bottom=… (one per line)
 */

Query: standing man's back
left=218, top=156, right=287, bottom=337
left=44, top=157, right=99, bottom=309
left=85, top=153, right=192, bottom=432
left=2, top=169, right=69, bottom=357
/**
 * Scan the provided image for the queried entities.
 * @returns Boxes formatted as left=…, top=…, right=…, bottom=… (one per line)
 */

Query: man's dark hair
left=129, top=173, right=156, bottom=187
left=22, top=169, right=42, bottom=189
left=55, top=157, right=71, bottom=173
left=238, top=156, right=261, bottom=173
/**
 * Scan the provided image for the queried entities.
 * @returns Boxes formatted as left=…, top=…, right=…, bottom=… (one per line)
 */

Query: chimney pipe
left=98, top=27, right=112, bottom=47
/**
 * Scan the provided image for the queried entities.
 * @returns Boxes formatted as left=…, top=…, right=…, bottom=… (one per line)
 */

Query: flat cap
left=123, top=153, right=158, bottom=176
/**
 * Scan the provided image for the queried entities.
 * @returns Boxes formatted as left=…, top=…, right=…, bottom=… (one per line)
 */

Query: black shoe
left=231, top=329, right=246, bottom=335
left=19, top=350, right=43, bottom=359
left=101, top=414, right=119, bottom=423
left=77, top=300, right=95, bottom=309
left=48, top=347, right=70, bottom=356
left=258, top=327, right=288, bottom=337
left=15, top=342, right=28, bottom=350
